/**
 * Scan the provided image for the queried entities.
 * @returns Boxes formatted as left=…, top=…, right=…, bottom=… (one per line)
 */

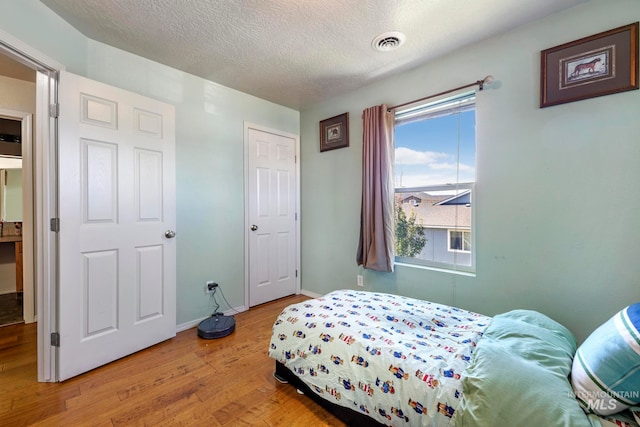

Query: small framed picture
left=319, top=112, right=349, bottom=152
left=540, top=22, right=638, bottom=108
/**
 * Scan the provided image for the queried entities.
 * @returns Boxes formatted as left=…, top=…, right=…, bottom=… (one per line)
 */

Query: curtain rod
left=387, top=75, right=494, bottom=112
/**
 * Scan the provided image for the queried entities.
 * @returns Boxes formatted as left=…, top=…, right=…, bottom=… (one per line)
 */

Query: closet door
left=247, top=126, right=298, bottom=307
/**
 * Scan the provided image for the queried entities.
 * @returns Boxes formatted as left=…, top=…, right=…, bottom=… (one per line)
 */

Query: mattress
left=268, top=289, right=490, bottom=426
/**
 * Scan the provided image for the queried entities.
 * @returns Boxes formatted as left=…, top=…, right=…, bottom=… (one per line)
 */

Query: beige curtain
left=356, top=104, right=395, bottom=272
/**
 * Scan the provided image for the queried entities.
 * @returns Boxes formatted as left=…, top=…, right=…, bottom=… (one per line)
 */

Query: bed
left=268, top=290, right=640, bottom=427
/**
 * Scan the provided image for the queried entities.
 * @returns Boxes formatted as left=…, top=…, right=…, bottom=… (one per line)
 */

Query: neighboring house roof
left=399, top=192, right=471, bottom=229
left=436, top=190, right=471, bottom=206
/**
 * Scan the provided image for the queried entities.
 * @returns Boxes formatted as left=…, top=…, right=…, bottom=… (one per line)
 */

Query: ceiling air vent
left=372, top=31, right=406, bottom=52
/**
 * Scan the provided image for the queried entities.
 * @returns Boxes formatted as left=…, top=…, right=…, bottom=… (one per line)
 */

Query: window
left=394, top=92, right=475, bottom=272
left=449, top=230, right=471, bottom=252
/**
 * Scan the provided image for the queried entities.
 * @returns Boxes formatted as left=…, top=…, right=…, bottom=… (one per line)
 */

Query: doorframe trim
left=0, top=28, right=63, bottom=382
left=243, top=122, right=301, bottom=308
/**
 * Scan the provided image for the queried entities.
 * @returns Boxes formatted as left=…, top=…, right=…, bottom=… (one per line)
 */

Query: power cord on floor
left=209, top=285, right=241, bottom=316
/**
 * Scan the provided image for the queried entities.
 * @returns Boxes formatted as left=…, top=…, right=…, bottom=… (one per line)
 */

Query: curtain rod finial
left=478, top=75, right=494, bottom=91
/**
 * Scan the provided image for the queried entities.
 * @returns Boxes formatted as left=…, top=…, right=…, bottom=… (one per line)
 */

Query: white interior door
left=247, top=126, right=298, bottom=306
left=57, top=71, right=176, bottom=381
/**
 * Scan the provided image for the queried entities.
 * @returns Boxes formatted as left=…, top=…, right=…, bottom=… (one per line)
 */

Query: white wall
left=0, top=75, right=36, bottom=113
left=299, top=0, right=640, bottom=342
left=4, top=168, right=23, bottom=221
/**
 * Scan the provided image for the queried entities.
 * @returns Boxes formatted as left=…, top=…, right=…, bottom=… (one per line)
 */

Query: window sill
left=394, top=261, right=476, bottom=277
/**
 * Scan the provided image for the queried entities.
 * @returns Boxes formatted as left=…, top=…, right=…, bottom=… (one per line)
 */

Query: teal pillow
left=571, top=303, right=640, bottom=415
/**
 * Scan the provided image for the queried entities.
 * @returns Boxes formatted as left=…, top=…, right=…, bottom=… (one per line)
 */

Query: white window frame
left=448, top=229, right=471, bottom=253
left=393, top=91, right=476, bottom=274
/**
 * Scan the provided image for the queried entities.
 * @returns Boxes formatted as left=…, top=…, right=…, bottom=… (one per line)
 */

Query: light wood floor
left=0, top=295, right=346, bottom=426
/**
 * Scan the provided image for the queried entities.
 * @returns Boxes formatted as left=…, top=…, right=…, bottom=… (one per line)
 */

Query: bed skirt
left=275, top=361, right=385, bottom=427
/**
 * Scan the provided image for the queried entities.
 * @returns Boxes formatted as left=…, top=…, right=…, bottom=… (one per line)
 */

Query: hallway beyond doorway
left=0, top=292, right=23, bottom=326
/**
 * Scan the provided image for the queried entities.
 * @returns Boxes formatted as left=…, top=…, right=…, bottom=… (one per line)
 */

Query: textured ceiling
left=40, top=0, right=589, bottom=110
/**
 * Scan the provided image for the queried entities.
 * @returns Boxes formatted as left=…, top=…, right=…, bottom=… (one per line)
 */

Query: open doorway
left=0, top=55, right=36, bottom=328
left=0, top=118, right=25, bottom=326
left=0, top=33, right=59, bottom=381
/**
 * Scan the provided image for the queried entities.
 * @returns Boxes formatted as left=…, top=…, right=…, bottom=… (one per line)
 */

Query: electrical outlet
left=357, top=274, right=363, bottom=287
left=205, top=281, right=218, bottom=294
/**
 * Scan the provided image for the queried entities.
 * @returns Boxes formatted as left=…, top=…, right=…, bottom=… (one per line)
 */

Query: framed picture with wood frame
left=319, top=112, right=349, bottom=152
left=540, top=22, right=638, bottom=108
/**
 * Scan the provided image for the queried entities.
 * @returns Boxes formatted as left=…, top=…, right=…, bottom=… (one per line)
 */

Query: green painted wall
left=299, top=0, right=640, bottom=342
left=83, top=41, right=300, bottom=325
left=0, top=0, right=300, bottom=327
left=2, top=0, right=637, bottom=342
left=0, top=0, right=88, bottom=75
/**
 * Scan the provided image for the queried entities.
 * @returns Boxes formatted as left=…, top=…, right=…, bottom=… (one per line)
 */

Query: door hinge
left=295, top=212, right=298, bottom=221
left=51, top=332, right=60, bottom=347
left=49, top=103, right=59, bottom=118
left=295, top=269, right=298, bottom=278
left=50, top=218, right=60, bottom=232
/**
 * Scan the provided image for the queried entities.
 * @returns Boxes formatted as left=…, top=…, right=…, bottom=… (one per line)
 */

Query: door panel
left=135, top=149, right=163, bottom=221
left=83, top=139, right=118, bottom=222
left=248, top=127, right=297, bottom=306
left=136, top=245, right=164, bottom=320
left=58, top=71, right=176, bottom=381
left=83, top=250, right=118, bottom=336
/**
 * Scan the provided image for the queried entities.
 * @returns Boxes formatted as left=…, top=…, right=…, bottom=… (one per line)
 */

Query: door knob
left=251, top=225, right=258, bottom=231
left=164, top=230, right=176, bottom=238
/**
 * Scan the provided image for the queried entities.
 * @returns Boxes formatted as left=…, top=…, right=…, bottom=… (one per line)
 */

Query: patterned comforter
left=268, top=290, right=490, bottom=426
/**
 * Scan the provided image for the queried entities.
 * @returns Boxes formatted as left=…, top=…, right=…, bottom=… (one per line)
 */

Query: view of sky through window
left=394, top=110, right=475, bottom=189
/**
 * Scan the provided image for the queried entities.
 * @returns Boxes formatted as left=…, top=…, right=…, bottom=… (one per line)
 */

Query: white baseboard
left=176, top=305, right=248, bottom=333
left=176, top=290, right=325, bottom=334
left=300, top=289, right=322, bottom=298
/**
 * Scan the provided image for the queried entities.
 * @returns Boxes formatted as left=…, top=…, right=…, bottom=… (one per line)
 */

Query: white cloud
left=395, top=147, right=448, bottom=165
left=394, top=147, right=475, bottom=187
left=429, top=162, right=475, bottom=173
